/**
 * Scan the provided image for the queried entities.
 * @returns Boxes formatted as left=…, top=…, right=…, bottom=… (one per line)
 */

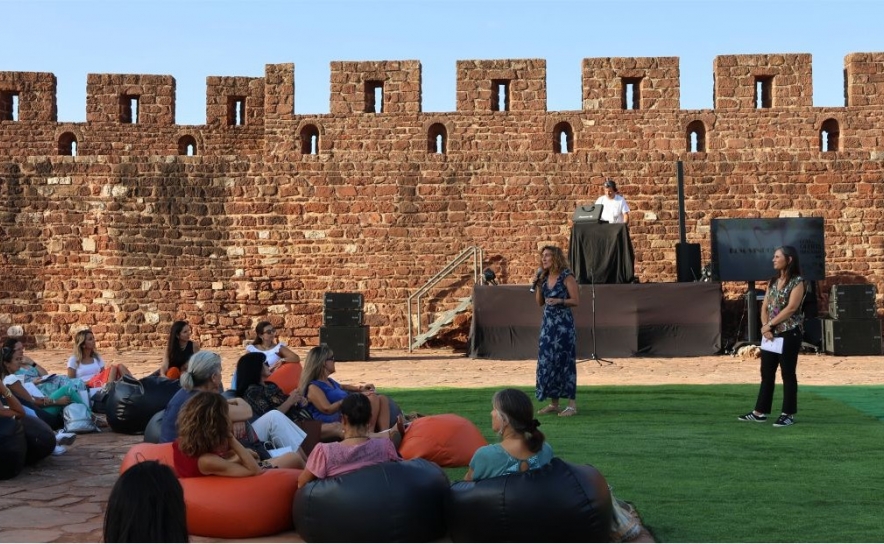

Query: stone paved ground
left=2, top=347, right=881, bottom=542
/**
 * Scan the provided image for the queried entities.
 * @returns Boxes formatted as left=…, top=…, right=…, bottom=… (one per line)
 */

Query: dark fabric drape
left=568, top=223, right=636, bottom=284
left=469, top=283, right=722, bottom=359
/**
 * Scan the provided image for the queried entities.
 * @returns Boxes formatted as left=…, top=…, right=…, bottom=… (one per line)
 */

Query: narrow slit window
left=755, top=76, right=773, bottom=109
left=427, top=123, right=447, bottom=154
left=621, top=77, right=642, bottom=110
left=820, top=118, right=839, bottom=152
left=300, top=124, right=320, bottom=154
left=552, top=121, right=573, bottom=154
left=119, top=95, right=139, bottom=123
left=686, top=120, right=706, bottom=153
left=491, top=79, right=510, bottom=112
left=365, top=81, right=384, bottom=113
left=178, top=135, right=198, bottom=156
left=227, top=97, right=246, bottom=126
left=58, top=132, right=77, bottom=156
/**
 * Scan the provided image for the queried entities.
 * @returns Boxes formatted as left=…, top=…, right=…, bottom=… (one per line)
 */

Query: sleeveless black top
left=169, top=341, right=195, bottom=370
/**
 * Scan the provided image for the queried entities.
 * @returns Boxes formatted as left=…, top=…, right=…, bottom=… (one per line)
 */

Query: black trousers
left=754, top=328, right=801, bottom=415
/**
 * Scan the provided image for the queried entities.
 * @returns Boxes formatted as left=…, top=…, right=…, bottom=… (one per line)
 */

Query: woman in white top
left=594, top=179, right=631, bottom=225
left=246, top=321, right=300, bottom=371
left=66, top=329, right=132, bottom=389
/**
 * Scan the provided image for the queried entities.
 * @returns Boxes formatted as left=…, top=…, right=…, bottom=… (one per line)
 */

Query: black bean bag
left=294, top=458, right=450, bottom=542
left=143, top=409, right=164, bottom=443
left=0, top=416, right=27, bottom=479
left=106, top=375, right=181, bottom=435
left=21, top=415, right=56, bottom=466
left=447, top=457, right=613, bottom=542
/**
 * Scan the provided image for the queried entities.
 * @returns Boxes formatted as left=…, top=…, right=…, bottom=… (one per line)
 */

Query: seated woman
left=464, top=388, right=553, bottom=482
left=300, top=345, right=393, bottom=436
left=2, top=339, right=76, bottom=430
left=160, top=352, right=306, bottom=462
left=234, top=352, right=312, bottom=423
left=247, top=321, right=300, bottom=372
left=173, top=391, right=303, bottom=477
left=104, top=460, right=189, bottom=543
left=464, top=388, right=639, bottom=541
left=159, top=320, right=201, bottom=380
left=298, top=393, right=401, bottom=488
left=66, top=329, right=132, bottom=390
left=10, top=339, right=88, bottom=404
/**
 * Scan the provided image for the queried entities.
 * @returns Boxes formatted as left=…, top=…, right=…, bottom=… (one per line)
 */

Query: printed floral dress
left=536, top=269, right=577, bottom=401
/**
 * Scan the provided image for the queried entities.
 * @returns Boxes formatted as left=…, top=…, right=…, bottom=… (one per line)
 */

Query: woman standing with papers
left=738, top=246, right=806, bottom=428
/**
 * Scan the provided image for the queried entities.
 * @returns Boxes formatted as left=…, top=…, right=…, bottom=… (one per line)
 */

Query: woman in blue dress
left=532, top=245, right=580, bottom=417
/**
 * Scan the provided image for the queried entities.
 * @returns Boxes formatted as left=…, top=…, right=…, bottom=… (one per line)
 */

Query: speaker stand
left=587, top=266, right=613, bottom=366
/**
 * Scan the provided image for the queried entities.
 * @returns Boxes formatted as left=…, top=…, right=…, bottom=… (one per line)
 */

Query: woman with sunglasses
left=246, top=321, right=300, bottom=372
left=299, top=345, right=402, bottom=439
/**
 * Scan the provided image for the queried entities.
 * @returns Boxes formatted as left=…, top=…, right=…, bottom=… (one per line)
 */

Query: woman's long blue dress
left=536, top=269, right=577, bottom=401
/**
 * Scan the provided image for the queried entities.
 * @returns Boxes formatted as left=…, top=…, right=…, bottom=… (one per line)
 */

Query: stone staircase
left=411, top=296, right=472, bottom=349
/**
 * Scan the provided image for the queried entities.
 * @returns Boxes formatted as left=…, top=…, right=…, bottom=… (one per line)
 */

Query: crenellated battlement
left=2, top=52, right=883, bottom=130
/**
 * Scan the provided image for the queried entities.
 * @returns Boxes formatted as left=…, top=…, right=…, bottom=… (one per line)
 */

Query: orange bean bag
left=398, top=414, right=488, bottom=468
left=267, top=362, right=303, bottom=394
left=119, top=442, right=301, bottom=539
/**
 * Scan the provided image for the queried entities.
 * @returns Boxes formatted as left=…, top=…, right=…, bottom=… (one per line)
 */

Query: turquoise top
left=468, top=442, right=554, bottom=481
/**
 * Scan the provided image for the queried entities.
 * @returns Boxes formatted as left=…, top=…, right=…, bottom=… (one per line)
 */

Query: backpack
left=63, top=403, right=98, bottom=434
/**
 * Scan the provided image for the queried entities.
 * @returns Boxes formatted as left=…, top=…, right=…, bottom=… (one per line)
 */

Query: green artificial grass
left=388, top=385, right=884, bottom=543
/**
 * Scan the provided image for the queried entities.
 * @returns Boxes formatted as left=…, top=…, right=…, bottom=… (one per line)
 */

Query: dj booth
left=568, top=223, right=636, bottom=284
left=468, top=282, right=722, bottom=359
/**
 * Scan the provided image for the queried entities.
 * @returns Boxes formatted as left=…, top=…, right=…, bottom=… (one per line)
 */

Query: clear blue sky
left=5, top=0, right=883, bottom=125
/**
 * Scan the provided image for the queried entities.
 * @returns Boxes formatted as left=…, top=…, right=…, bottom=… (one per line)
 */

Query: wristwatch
left=1, top=388, right=12, bottom=399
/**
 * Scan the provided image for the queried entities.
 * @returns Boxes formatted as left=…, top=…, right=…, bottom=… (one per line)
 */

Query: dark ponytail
left=493, top=388, right=546, bottom=453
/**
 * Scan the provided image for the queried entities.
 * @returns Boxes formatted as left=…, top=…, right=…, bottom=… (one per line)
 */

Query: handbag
left=234, top=420, right=270, bottom=460
left=63, top=403, right=98, bottom=434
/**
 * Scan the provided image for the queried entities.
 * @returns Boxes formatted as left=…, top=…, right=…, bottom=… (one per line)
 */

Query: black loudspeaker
left=676, top=243, right=702, bottom=282
left=319, top=326, right=370, bottom=361
left=324, top=292, right=364, bottom=310
left=822, top=318, right=882, bottom=356
left=323, top=308, right=364, bottom=327
left=829, top=284, right=877, bottom=320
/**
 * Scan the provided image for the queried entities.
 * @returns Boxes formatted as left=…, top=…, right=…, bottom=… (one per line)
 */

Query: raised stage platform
left=468, top=282, right=722, bottom=359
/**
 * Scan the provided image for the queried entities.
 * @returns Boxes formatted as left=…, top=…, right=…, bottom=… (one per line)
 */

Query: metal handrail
left=407, top=246, right=483, bottom=351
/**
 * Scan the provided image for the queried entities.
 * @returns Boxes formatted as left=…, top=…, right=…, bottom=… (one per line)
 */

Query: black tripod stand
left=587, top=266, right=613, bottom=366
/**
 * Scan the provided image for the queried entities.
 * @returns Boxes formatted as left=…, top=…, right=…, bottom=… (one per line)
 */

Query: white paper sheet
left=760, top=336, right=784, bottom=354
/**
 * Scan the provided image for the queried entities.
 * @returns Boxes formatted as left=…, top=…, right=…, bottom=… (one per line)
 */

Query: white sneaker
left=52, top=445, right=67, bottom=456
left=56, top=431, right=77, bottom=446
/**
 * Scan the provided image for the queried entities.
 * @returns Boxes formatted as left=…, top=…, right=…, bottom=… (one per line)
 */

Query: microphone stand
left=588, top=264, right=614, bottom=366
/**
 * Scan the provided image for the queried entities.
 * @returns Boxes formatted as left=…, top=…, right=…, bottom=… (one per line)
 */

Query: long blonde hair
left=72, top=329, right=99, bottom=366
left=298, top=344, right=335, bottom=394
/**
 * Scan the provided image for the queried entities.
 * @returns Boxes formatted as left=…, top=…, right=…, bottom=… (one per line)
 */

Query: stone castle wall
left=1, top=53, right=883, bottom=350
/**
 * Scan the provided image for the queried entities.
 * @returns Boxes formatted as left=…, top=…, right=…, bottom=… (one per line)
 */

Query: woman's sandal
left=558, top=406, right=578, bottom=417
left=537, top=405, right=562, bottom=415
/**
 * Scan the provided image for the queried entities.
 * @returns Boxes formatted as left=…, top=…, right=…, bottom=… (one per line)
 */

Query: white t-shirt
left=2, top=374, right=24, bottom=387
left=245, top=343, right=288, bottom=368
left=595, top=194, right=631, bottom=224
left=2, top=374, right=44, bottom=398
left=67, top=355, right=105, bottom=381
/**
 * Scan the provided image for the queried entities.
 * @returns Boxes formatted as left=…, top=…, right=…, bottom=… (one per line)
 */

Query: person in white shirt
left=594, top=179, right=631, bottom=225
left=66, top=329, right=132, bottom=389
